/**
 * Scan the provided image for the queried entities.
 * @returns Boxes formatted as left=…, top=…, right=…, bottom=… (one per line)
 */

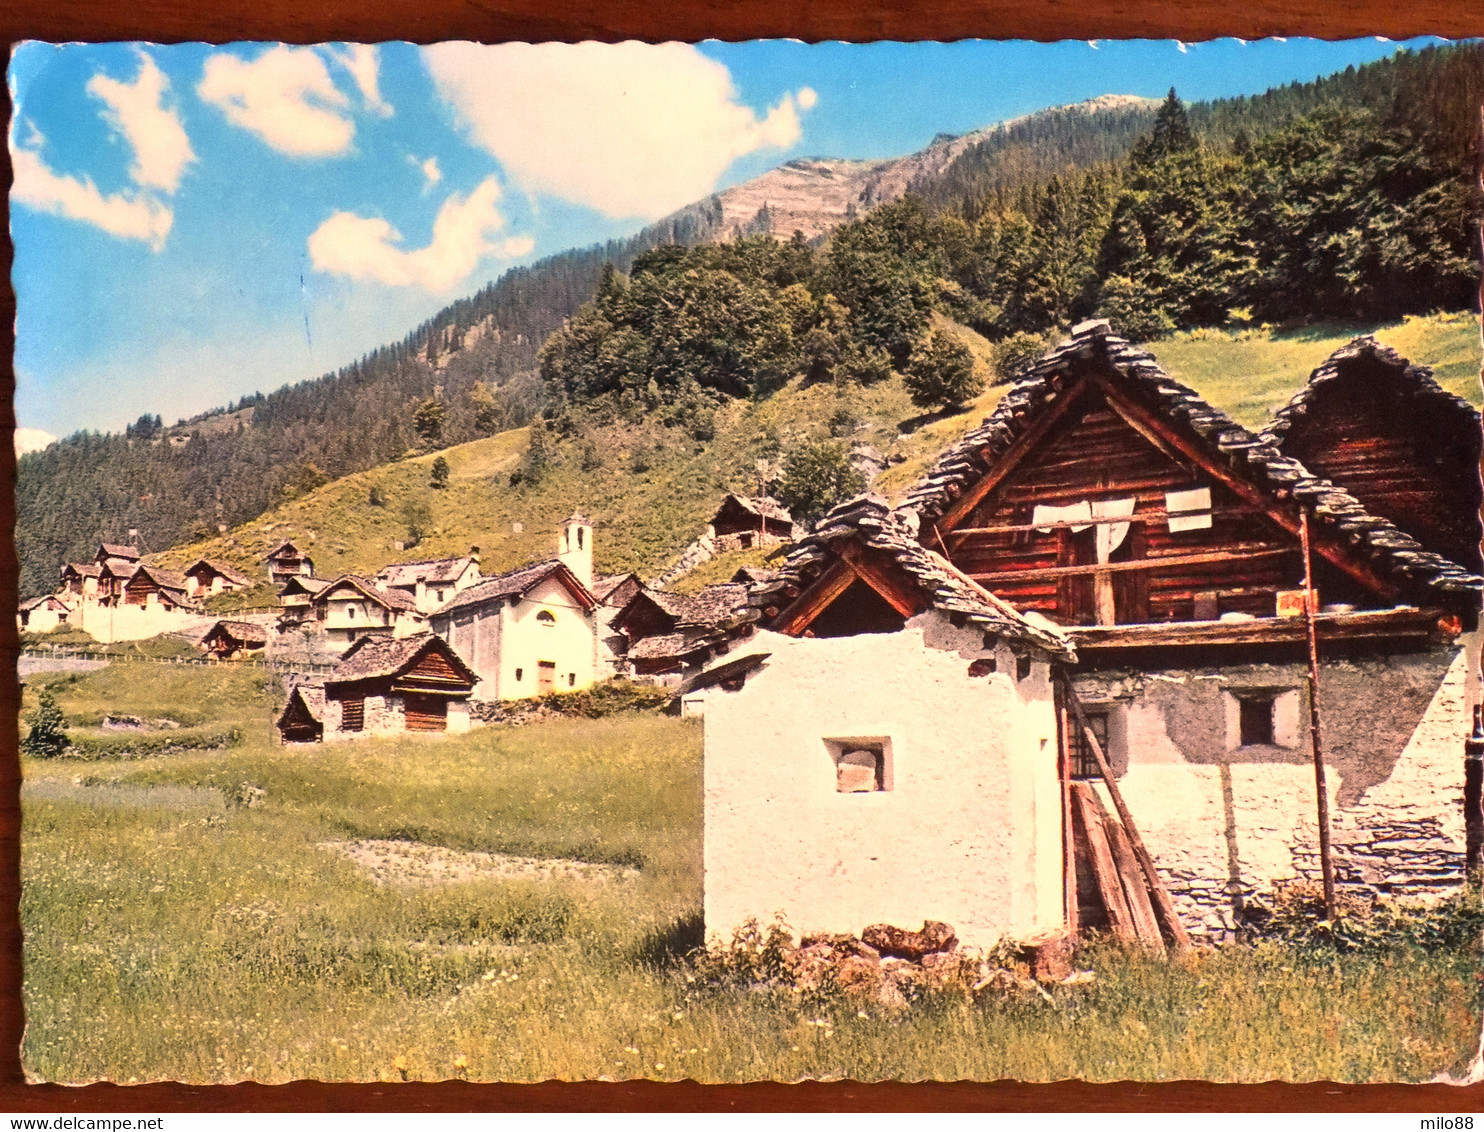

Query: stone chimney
left=558, top=513, right=592, bottom=590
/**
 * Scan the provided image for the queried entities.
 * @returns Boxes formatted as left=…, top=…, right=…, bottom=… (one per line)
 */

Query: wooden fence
left=18, top=648, right=338, bottom=676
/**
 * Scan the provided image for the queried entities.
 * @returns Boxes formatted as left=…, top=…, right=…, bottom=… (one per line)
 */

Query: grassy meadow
left=19, top=661, right=1484, bottom=1084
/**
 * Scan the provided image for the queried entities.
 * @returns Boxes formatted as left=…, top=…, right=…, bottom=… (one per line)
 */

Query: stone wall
left=1071, top=639, right=1476, bottom=941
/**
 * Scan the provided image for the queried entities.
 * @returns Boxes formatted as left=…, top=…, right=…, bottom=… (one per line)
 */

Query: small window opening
left=568, top=673, right=576, bottom=687
left=346, top=604, right=358, bottom=621
left=577, top=527, right=584, bottom=550
left=1068, top=710, right=1109, bottom=780
left=515, top=667, right=524, bottom=681
left=537, top=610, right=556, bottom=626
left=968, top=656, right=996, bottom=677
left=1015, top=654, right=1032, bottom=681
left=1239, top=695, right=1276, bottom=746
left=825, top=738, right=890, bottom=793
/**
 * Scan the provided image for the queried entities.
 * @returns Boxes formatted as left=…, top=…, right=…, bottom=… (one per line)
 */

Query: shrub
left=429, top=456, right=450, bottom=490
left=775, top=439, right=867, bottom=524
left=993, top=329, right=1056, bottom=380
left=22, top=690, right=69, bottom=758
left=1238, top=881, right=1484, bottom=954
left=903, top=329, right=984, bottom=409
left=1098, top=275, right=1178, bottom=342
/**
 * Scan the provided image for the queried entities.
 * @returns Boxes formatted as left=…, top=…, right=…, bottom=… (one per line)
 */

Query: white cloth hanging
left=1166, top=486, right=1212, bottom=532
left=1092, top=497, right=1137, bottom=563
left=1032, top=500, right=1092, bottom=533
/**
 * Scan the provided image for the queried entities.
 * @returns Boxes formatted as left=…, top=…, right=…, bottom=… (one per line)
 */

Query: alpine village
left=19, top=46, right=1484, bottom=1084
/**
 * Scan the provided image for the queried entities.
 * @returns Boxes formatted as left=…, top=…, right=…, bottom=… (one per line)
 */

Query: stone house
left=429, top=515, right=599, bottom=701
left=888, top=321, right=1482, bottom=940
left=120, top=565, right=196, bottom=610
left=183, top=557, right=253, bottom=598
left=374, top=549, right=483, bottom=613
left=18, top=594, right=71, bottom=633
left=309, top=575, right=425, bottom=647
left=701, top=497, right=1076, bottom=950
left=58, top=562, right=102, bottom=600
left=278, top=633, right=478, bottom=742
left=591, top=572, right=644, bottom=677
left=265, top=540, right=315, bottom=583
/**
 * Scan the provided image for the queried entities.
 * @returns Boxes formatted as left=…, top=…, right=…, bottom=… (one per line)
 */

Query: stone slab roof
left=750, top=494, right=1075, bottom=660
left=436, top=559, right=596, bottom=616
left=328, top=631, right=476, bottom=685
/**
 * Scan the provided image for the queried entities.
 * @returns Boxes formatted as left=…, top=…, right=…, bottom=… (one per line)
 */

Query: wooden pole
left=1299, top=509, right=1338, bottom=921
left=1056, top=695, right=1079, bottom=936
left=1059, top=678, right=1191, bottom=950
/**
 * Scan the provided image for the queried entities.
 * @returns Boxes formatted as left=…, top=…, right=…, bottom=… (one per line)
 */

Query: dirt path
left=321, top=839, right=641, bottom=887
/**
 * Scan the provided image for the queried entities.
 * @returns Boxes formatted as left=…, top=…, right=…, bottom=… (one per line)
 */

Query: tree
left=399, top=498, right=432, bottom=548
left=775, top=439, right=867, bottom=525
left=22, top=690, right=68, bottom=758
left=470, top=381, right=503, bottom=434
left=1132, top=88, right=1198, bottom=165
left=903, top=330, right=984, bottom=409
left=429, top=456, right=450, bottom=489
left=412, top=397, right=446, bottom=446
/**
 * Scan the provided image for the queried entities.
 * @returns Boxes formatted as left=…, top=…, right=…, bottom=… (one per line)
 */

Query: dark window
left=515, top=667, right=523, bottom=681
left=1239, top=696, right=1275, bottom=746
left=568, top=673, right=576, bottom=687
left=1068, top=710, right=1109, bottom=779
left=1016, top=654, right=1032, bottom=681
left=537, top=610, right=556, bottom=626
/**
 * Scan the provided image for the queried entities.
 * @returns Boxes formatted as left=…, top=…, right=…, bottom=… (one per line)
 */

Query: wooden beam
left=1057, top=697, right=1079, bottom=937
left=1066, top=606, right=1437, bottom=650
left=1093, top=788, right=1164, bottom=945
left=1093, top=374, right=1402, bottom=601
left=946, top=505, right=1267, bottom=541
left=771, top=560, right=857, bottom=637
left=837, top=543, right=926, bottom=620
left=969, top=546, right=1292, bottom=584
left=937, top=373, right=1092, bottom=532
left=1069, top=782, right=1137, bottom=941
left=1061, top=679, right=1192, bottom=950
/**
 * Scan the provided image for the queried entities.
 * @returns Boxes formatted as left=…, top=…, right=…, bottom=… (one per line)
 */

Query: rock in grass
left=861, top=920, right=957, bottom=960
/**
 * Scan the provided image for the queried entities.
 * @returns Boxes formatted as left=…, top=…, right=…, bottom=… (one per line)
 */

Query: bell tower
left=558, top=512, right=593, bottom=589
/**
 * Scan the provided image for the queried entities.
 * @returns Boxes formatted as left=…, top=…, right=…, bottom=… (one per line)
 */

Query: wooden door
left=404, top=693, right=447, bottom=732
left=537, top=661, right=556, bottom=693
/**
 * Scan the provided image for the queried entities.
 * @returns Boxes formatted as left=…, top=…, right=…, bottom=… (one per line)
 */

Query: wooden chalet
left=898, top=320, right=1479, bottom=646
left=200, top=619, right=269, bottom=659
left=277, top=684, right=325, bottom=744
left=709, top=494, right=795, bottom=550
left=59, top=562, right=102, bottom=598
left=287, top=632, right=478, bottom=740
left=1262, top=336, right=1483, bottom=575
left=120, top=564, right=195, bottom=609
left=265, top=540, right=315, bottom=583
left=277, top=574, right=331, bottom=624
left=613, top=583, right=758, bottom=677
left=184, top=557, right=253, bottom=598
left=95, top=558, right=140, bottom=604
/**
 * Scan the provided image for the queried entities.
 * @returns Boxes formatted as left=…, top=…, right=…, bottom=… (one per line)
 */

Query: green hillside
left=155, top=312, right=1478, bottom=589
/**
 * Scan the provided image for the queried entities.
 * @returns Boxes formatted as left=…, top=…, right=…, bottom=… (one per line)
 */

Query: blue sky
left=8, top=37, right=1448, bottom=446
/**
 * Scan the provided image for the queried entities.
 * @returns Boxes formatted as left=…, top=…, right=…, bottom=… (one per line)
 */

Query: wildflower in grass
left=393, top=1054, right=409, bottom=1081
left=654, top=1062, right=665, bottom=1070
left=453, top=1054, right=468, bottom=1077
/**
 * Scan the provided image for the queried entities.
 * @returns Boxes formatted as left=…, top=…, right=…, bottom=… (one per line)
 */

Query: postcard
left=11, top=36, right=1484, bottom=1085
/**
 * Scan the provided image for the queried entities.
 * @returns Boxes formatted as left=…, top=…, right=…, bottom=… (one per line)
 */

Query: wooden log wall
left=946, top=392, right=1301, bottom=625
left=1280, top=369, right=1483, bottom=574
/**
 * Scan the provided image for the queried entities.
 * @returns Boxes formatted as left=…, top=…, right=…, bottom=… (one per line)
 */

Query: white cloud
left=14, top=427, right=57, bottom=456
left=414, top=154, right=442, bottom=190
left=326, top=44, right=393, bottom=117
left=10, top=142, right=173, bottom=250
left=86, top=50, right=194, bottom=193
left=198, top=45, right=355, bottom=157
left=307, top=177, right=534, bottom=292
left=422, top=41, right=817, bottom=220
